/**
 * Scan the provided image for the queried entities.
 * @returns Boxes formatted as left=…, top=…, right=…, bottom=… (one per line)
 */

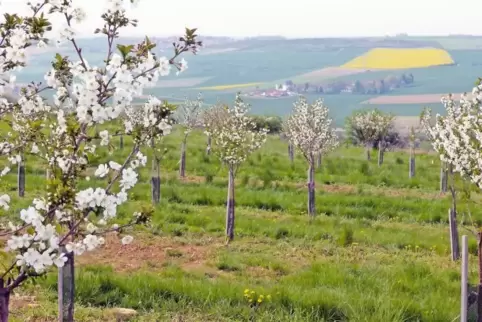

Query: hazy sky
left=1, top=0, right=481, bottom=38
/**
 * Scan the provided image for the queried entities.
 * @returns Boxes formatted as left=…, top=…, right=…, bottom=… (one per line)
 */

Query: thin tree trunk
left=18, top=159, right=25, bottom=197
left=288, top=142, right=294, bottom=164
left=225, top=166, right=235, bottom=242
left=316, top=153, right=322, bottom=169
left=377, top=141, right=384, bottom=166
left=119, top=135, right=124, bottom=150
left=206, top=135, right=211, bottom=155
left=307, top=158, right=316, bottom=218
left=448, top=167, right=460, bottom=261
left=409, top=147, right=415, bottom=178
left=448, top=208, right=460, bottom=261
left=58, top=249, right=74, bottom=322
left=477, top=232, right=482, bottom=322
left=179, top=141, right=186, bottom=178
left=365, top=144, right=371, bottom=161
left=440, top=163, right=448, bottom=193
left=0, top=279, right=10, bottom=322
left=151, top=157, right=160, bottom=204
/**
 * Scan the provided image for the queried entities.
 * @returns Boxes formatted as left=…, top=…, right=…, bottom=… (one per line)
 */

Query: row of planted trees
left=0, top=1, right=470, bottom=321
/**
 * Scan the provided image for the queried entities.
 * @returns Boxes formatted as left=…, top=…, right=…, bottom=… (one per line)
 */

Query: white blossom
left=121, top=235, right=134, bottom=245
left=0, top=194, right=10, bottom=210
left=422, top=90, right=482, bottom=188
left=284, top=96, right=338, bottom=162
left=109, top=161, right=122, bottom=170
left=204, top=94, right=268, bottom=167
left=95, top=164, right=109, bottom=178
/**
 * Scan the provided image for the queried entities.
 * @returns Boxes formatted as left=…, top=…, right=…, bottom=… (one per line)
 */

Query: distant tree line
left=284, top=73, right=415, bottom=95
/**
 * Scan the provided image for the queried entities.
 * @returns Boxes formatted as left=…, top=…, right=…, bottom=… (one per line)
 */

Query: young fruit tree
left=201, top=102, right=229, bottom=156
left=204, top=94, right=267, bottom=242
left=408, top=126, right=416, bottom=178
left=345, top=109, right=394, bottom=161
left=284, top=96, right=338, bottom=217
left=174, top=94, right=203, bottom=178
left=0, top=0, right=200, bottom=321
left=420, top=91, right=482, bottom=301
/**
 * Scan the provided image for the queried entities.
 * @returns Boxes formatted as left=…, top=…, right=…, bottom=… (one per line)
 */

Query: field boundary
left=363, top=93, right=474, bottom=104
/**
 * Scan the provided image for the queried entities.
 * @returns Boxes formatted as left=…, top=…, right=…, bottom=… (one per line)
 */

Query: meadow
left=1, top=127, right=480, bottom=321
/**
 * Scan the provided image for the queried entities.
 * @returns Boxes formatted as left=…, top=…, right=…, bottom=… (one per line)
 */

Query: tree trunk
left=119, top=135, right=124, bottom=150
left=409, top=147, right=415, bottom=178
left=179, top=141, right=186, bottom=178
left=365, top=144, right=371, bottom=161
left=448, top=208, right=460, bottom=261
left=316, top=153, right=322, bottom=169
left=0, top=279, right=10, bottom=322
left=151, top=158, right=160, bottom=204
left=225, top=166, right=235, bottom=242
left=307, top=158, right=316, bottom=218
left=206, top=135, right=211, bottom=155
left=58, top=250, right=74, bottom=322
left=477, top=232, right=482, bottom=322
left=377, top=141, right=384, bottom=166
left=440, top=163, right=448, bottom=193
left=18, top=159, right=25, bottom=197
left=288, top=143, right=294, bottom=164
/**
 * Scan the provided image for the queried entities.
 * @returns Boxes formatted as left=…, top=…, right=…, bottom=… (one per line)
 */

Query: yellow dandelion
left=244, top=289, right=249, bottom=294
left=258, top=298, right=262, bottom=303
left=267, top=295, right=272, bottom=301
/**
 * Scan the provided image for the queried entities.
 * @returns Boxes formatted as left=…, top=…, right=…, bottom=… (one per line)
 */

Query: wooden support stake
left=461, top=235, right=468, bottom=322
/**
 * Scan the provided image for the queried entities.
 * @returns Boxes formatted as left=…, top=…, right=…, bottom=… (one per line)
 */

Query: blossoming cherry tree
left=204, top=94, right=267, bottom=242
left=0, top=0, right=201, bottom=320
left=284, top=96, right=338, bottom=217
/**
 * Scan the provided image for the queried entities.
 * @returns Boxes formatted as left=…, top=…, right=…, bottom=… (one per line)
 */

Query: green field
left=17, top=37, right=482, bottom=126
left=1, top=128, right=480, bottom=321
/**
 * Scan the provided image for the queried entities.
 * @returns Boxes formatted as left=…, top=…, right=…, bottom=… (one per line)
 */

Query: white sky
left=1, top=0, right=481, bottom=38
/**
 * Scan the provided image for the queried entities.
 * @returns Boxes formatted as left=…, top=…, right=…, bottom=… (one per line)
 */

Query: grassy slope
left=1, top=128, right=480, bottom=321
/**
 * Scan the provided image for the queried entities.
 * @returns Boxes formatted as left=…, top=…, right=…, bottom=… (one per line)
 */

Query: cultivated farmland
left=341, top=48, right=455, bottom=70
left=1, top=128, right=480, bottom=321
left=363, top=93, right=474, bottom=104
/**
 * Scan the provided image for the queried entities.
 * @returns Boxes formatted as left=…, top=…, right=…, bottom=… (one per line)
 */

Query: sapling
left=346, top=109, right=393, bottom=161
left=284, top=96, right=338, bottom=217
left=204, top=94, right=267, bottom=242
left=175, top=94, right=203, bottom=178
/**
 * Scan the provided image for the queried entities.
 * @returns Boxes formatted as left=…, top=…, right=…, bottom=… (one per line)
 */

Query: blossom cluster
left=346, top=109, right=394, bottom=147
left=284, top=96, right=338, bottom=161
left=204, top=94, right=268, bottom=168
left=175, top=93, right=204, bottom=136
left=421, top=89, right=482, bottom=188
left=0, top=0, right=200, bottom=287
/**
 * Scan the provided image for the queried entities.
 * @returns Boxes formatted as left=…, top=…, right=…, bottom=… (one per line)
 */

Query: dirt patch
left=180, top=175, right=205, bottom=184
left=9, top=295, right=38, bottom=310
left=77, top=235, right=211, bottom=272
left=363, top=93, right=473, bottom=105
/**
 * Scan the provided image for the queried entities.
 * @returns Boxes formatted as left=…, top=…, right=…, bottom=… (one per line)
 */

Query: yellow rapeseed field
left=341, top=47, right=454, bottom=69
left=196, top=82, right=263, bottom=90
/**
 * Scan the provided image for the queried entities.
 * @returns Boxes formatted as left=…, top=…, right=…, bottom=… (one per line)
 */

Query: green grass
left=1, top=127, right=480, bottom=321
